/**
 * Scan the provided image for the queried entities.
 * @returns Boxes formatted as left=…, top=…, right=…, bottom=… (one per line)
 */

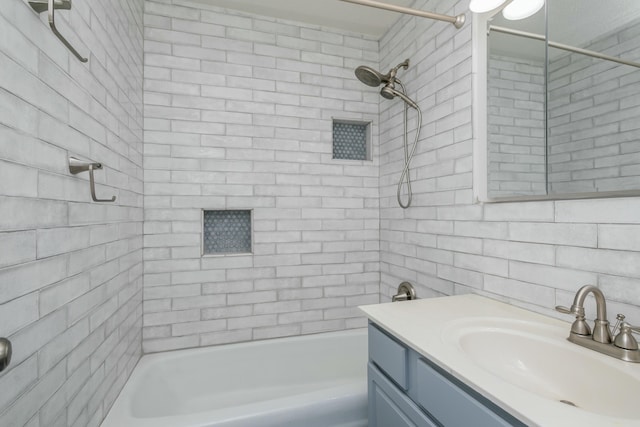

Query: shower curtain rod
left=490, top=25, right=640, bottom=69
left=339, top=0, right=465, bottom=29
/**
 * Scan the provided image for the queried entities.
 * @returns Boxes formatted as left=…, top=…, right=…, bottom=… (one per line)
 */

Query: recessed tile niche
left=203, top=210, right=252, bottom=255
left=332, top=120, right=371, bottom=161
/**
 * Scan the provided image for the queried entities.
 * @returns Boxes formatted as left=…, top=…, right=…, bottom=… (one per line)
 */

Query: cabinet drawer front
left=416, top=359, right=514, bottom=427
left=369, top=323, right=408, bottom=389
left=369, top=364, right=438, bottom=427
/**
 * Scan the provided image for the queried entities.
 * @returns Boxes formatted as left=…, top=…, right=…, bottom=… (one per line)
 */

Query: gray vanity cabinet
left=369, top=362, right=438, bottom=427
left=367, top=322, right=526, bottom=427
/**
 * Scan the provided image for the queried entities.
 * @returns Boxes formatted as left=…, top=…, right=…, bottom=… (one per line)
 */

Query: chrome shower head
left=355, top=59, right=417, bottom=108
left=355, top=59, right=410, bottom=88
left=380, top=83, right=396, bottom=100
left=380, top=83, right=419, bottom=110
left=355, top=65, right=387, bottom=87
left=380, top=82, right=396, bottom=99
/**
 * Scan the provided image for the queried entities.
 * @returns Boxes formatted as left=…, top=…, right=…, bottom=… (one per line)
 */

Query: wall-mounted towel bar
left=69, top=157, right=116, bottom=203
left=29, top=0, right=88, bottom=63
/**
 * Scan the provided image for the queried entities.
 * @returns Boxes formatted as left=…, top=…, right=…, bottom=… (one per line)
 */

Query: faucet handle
left=555, top=304, right=586, bottom=317
left=555, top=306, right=574, bottom=315
left=623, top=322, right=640, bottom=334
left=614, top=322, right=640, bottom=350
left=555, top=305, right=591, bottom=336
left=612, top=314, right=626, bottom=337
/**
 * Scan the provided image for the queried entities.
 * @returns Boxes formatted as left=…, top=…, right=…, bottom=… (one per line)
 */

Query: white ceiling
left=188, top=0, right=414, bottom=38
left=186, top=0, right=640, bottom=55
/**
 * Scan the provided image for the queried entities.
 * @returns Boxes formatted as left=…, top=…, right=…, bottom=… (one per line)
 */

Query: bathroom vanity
left=360, top=295, right=640, bottom=427
left=367, top=322, right=524, bottom=426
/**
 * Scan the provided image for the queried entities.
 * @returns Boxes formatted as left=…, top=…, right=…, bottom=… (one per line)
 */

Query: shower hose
left=396, top=81, right=422, bottom=209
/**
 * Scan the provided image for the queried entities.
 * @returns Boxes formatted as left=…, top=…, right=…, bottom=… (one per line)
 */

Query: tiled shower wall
left=142, top=0, right=380, bottom=353
left=0, top=0, right=143, bottom=426
left=380, top=0, right=640, bottom=320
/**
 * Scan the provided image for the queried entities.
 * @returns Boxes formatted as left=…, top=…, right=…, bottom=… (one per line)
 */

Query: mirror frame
left=472, top=6, right=640, bottom=203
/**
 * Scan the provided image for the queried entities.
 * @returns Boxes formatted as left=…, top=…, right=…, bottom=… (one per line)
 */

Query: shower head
left=354, top=59, right=410, bottom=88
left=380, top=84, right=419, bottom=110
left=355, top=65, right=387, bottom=87
left=380, top=83, right=396, bottom=100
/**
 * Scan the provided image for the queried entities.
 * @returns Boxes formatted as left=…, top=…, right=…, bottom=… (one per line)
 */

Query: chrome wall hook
left=28, top=0, right=88, bottom=63
left=69, top=157, right=116, bottom=203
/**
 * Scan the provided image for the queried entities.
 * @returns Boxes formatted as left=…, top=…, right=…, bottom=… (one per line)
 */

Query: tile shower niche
left=333, top=119, right=371, bottom=161
left=203, top=210, right=252, bottom=255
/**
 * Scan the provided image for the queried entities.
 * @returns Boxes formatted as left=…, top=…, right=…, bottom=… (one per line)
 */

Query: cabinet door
left=369, top=364, right=438, bottom=427
left=416, top=358, right=525, bottom=427
left=372, top=384, right=417, bottom=427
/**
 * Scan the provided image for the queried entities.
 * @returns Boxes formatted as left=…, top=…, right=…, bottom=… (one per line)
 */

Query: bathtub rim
left=101, top=327, right=368, bottom=427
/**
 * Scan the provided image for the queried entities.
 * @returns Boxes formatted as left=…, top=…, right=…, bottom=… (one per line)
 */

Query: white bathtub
left=101, top=329, right=368, bottom=427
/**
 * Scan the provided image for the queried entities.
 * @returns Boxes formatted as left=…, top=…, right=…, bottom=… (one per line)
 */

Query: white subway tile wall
left=143, top=0, right=380, bottom=353
left=0, top=0, right=143, bottom=426
left=2, top=0, right=640, bottom=424
left=380, top=0, right=640, bottom=322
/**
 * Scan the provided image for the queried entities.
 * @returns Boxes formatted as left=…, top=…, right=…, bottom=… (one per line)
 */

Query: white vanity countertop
left=360, top=294, right=640, bottom=427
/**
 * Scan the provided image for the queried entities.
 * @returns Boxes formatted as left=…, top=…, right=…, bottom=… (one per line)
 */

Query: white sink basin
left=445, top=318, right=640, bottom=419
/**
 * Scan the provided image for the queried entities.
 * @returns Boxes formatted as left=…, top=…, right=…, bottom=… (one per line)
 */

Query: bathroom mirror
left=475, top=0, right=640, bottom=202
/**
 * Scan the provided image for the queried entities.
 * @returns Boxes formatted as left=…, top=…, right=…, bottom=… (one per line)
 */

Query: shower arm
left=339, top=0, right=465, bottom=29
left=388, top=60, right=409, bottom=81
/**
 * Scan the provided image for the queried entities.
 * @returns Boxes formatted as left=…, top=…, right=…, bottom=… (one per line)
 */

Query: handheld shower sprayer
left=354, top=59, right=422, bottom=209
left=380, top=85, right=419, bottom=110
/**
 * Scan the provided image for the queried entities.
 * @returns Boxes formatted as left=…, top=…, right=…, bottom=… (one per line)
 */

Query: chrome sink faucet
left=556, top=285, right=640, bottom=362
left=556, top=285, right=612, bottom=344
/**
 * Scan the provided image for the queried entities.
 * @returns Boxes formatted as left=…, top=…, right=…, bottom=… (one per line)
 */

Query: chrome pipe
left=339, top=0, right=466, bottom=29
left=490, top=25, right=640, bottom=69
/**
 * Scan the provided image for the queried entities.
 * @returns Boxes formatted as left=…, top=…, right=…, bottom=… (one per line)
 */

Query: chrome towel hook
left=69, top=157, right=116, bottom=203
left=28, top=0, right=88, bottom=63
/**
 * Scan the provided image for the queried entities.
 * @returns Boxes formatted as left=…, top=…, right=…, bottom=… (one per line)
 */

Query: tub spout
left=392, top=282, right=416, bottom=302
